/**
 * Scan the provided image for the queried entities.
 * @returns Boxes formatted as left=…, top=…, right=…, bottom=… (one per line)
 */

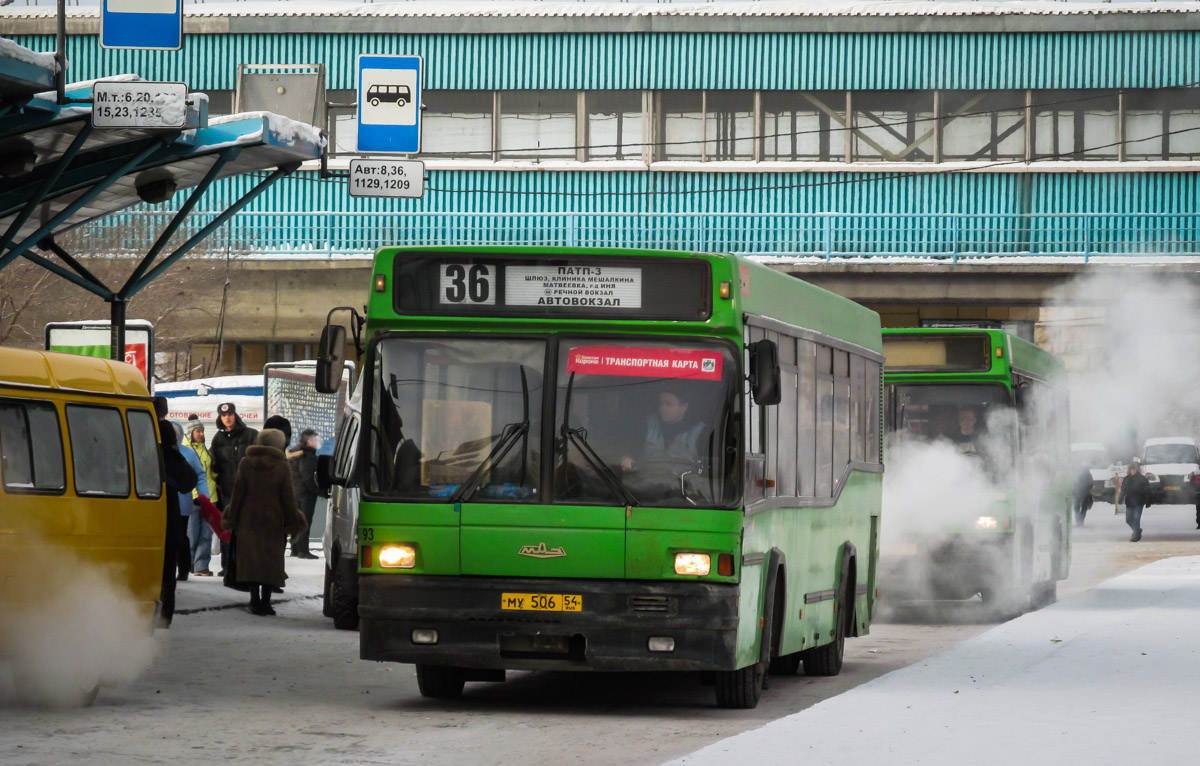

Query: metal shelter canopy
left=0, top=51, right=325, bottom=359
left=0, top=38, right=56, bottom=112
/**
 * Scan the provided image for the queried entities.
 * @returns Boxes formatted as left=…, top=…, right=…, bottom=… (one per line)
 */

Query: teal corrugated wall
left=200, top=170, right=1200, bottom=217
left=11, top=31, right=1200, bottom=90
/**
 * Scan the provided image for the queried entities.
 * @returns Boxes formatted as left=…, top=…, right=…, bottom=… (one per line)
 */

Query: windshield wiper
left=560, top=371, right=638, bottom=507
left=450, top=366, right=530, bottom=503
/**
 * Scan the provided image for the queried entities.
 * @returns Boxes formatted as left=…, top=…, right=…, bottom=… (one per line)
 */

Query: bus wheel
left=415, top=665, right=466, bottom=699
left=801, top=582, right=852, bottom=677
left=370, top=98, right=380, bottom=107
left=714, top=661, right=764, bottom=709
left=330, top=563, right=359, bottom=631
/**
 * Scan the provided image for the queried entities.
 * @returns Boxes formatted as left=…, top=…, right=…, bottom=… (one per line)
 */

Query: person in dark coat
left=1072, top=466, right=1094, bottom=527
left=1118, top=461, right=1152, bottom=542
left=263, top=414, right=293, bottom=447
left=211, top=402, right=258, bottom=575
left=290, top=428, right=321, bottom=559
left=221, top=429, right=308, bottom=616
left=159, top=419, right=198, bottom=628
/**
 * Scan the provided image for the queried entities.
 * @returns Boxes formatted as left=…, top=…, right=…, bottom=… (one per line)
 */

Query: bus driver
left=620, top=387, right=707, bottom=473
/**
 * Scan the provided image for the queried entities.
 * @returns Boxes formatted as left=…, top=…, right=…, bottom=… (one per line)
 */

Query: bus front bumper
left=358, top=575, right=740, bottom=672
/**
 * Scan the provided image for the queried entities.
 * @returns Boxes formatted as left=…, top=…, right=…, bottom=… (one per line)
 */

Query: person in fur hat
left=221, top=428, right=309, bottom=616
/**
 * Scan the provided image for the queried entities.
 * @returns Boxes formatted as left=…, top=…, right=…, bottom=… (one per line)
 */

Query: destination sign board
left=92, top=81, right=187, bottom=128
left=348, top=159, right=425, bottom=198
left=393, top=254, right=712, bottom=321
left=505, top=265, right=641, bottom=309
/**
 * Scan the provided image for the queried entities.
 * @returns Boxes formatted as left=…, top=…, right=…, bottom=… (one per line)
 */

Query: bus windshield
left=368, top=337, right=545, bottom=502
left=889, top=384, right=1015, bottom=473
left=367, top=335, right=740, bottom=507
left=555, top=339, right=740, bottom=508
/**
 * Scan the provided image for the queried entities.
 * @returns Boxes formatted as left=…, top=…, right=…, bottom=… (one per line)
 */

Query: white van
left=1140, top=436, right=1200, bottom=505
left=320, top=378, right=361, bottom=630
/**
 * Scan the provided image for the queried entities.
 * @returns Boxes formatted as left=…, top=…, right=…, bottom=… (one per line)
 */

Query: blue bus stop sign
left=357, top=55, right=422, bottom=154
left=101, top=0, right=183, bottom=51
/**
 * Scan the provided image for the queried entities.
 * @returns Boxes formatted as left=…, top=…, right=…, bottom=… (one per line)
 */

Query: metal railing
left=59, top=211, right=1200, bottom=263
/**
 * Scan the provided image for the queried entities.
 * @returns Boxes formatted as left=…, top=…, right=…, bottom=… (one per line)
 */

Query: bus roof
left=0, top=346, right=151, bottom=397
left=370, top=246, right=881, bottom=351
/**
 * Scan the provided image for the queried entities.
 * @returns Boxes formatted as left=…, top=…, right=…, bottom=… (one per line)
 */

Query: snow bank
left=669, top=555, right=1200, bottom=765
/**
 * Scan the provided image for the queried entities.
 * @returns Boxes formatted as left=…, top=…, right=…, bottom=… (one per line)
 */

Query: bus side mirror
left=1014, top=382, right=1032, bottom=422
left=749, top=339, right=781, bottom=406
left=317, top=454, right=345, bottom=488
left=316, top=324, right=347, bottom=394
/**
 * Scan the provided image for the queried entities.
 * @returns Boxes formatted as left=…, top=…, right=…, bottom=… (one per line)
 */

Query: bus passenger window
left=66, top=405, right=131, bottom=497
left=127, top=409, right=163, bottom=500
left=0, top=401, right=65, bottom=492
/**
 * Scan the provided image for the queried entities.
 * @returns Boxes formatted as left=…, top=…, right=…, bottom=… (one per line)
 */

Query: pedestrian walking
left=211, top=402, right=257, bottom=576
left=221, top=429, right=308, bottom=616
left=169, top=421, right=208, bottom=580
left=185, top=415, right=217, bottom=575
left=1118, top=461, right=1152, bottom=542
left=159, top=419, right=197, bottom=627
left=290, top=429, right=321, bottom=559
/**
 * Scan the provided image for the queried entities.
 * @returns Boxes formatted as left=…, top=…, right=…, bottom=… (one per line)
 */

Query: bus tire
left=415, top=665, right=466, bottom=699
left=714, top=662, right=764, bottom=709
left=802, top=578, right=853, bottom=677
left=767, top=578, right=801, bottom=676
left=330, top=562, right=359, bottom=631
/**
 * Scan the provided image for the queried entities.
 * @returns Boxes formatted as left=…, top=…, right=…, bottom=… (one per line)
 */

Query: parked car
left=1071, top=442, right=1114, bottom=501
left=1140, top=437, right=1200, bottom=504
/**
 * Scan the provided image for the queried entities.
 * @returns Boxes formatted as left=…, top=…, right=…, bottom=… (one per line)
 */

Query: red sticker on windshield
left=566, top=346, right=723, bottom=381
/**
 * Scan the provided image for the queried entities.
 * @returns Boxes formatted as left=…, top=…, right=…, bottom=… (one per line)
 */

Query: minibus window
left=0, top=400, right=64, bottom=492
left=127, top=409, right=163, bottom=499
left=66, top=405, right=131, bottom=497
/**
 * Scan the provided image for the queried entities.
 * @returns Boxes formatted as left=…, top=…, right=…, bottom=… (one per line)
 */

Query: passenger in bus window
left=621, top=387, right=707, bottom=472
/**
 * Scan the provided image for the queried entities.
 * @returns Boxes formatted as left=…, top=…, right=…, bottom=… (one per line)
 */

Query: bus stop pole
left=109, top=297, right=127, bottom=363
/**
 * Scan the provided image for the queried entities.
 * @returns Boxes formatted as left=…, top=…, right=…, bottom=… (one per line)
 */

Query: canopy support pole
left=127, top=163, right=299, bottom=297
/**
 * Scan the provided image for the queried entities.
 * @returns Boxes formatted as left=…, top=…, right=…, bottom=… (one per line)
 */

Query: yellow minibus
left=0, top=347, right=165, bottom=704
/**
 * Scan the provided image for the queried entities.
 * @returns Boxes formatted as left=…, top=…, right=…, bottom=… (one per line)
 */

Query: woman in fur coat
left=222, top=429, right=309, bottom=615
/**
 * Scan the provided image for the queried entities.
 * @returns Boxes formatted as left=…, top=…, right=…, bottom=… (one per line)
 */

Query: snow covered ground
left=2, top=502, right=1197, bottom=764
left=671, top=505, right=1200, bottom=766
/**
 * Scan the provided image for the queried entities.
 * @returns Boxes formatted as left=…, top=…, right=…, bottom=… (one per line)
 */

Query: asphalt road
left=1, top=501, right=1195, bottom=766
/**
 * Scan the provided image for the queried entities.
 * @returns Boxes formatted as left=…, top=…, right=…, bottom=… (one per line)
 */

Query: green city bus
left=316, top=246, right=884, bottom=708
left=880, top=328, right=1071, bottom=614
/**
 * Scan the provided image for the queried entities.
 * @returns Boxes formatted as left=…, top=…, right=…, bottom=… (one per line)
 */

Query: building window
left=1125, top=88, right=1200, bottom=161
left=422, top=90, right=494, bottom=159
left=658, top=91, right=705, bottom=161
left=762, top=91, right=842, bottom=162
left=498, top=91, right=576, bottom=160
left=1033, top=90, right=1120, bottom=160
left=586, top=91, right=644, bottom=160
left=705, top=91, right=755, bottom=161
left=941, top=90, right=1026, bottom=162
left=852, top=91, right=936, bottom=162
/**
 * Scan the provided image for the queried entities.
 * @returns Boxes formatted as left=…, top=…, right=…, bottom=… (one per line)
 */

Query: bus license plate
left=500, top=593, right=582, bottom=612
left=1165, top=485, right=1180, bottom=491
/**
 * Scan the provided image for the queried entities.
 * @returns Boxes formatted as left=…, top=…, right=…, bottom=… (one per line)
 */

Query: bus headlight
left=674, top=553, right=711, bottom=576
left=975, top=516, right=999, bottom=530
left=379, top=545, right=416, bottom=568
